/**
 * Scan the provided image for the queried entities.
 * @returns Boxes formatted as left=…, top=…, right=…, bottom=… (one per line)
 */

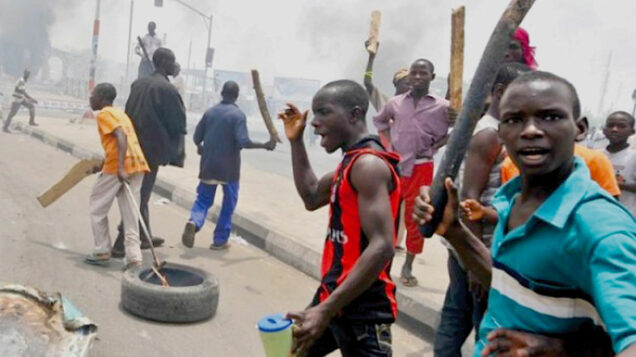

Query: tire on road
left=121, top=263, right=219, bottom=323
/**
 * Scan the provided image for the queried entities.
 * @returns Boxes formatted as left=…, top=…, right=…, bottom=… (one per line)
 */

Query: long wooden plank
left=449, top=6, right=465, bottom=111
left=366, top=11, right=382, bottom=55
left=420, top=0, right=536, bottom=237
left=37, top=158, right=102, bottom=208
left=251, top=69, right=282, bottom=143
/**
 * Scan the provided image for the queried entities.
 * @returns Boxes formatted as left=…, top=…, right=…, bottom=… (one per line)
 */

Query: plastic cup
left=258, top=313, right=293, bottom=357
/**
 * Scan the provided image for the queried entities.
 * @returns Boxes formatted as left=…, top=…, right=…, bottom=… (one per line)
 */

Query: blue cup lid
left=258, top=313, right=292, bottom=332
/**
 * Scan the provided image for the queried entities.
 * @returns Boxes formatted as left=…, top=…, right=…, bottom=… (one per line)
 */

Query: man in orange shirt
left=85, top=83, right=150, bottom=269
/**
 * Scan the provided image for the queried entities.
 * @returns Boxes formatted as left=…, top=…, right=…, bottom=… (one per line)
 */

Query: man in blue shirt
left=182, top=81, right=276, bottom=249
left=413, top=71, right=636, bottom=356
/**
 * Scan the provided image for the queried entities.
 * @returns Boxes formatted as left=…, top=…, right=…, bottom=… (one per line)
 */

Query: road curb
left=14, top=122, right=440, bottom=336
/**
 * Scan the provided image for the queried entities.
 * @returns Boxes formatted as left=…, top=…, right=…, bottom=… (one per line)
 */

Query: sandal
left=400, top=275, right=418, bottom=287
left=84, top=252, right=111, bottom=266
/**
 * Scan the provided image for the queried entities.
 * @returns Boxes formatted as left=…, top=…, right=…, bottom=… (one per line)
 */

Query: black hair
left=607, top=111, right=636, bottom=128
left=411, top=58, right=435, bottom=73
left=221, top=81, right=240, bottom=100
left=319, top=80, right=369, bottom=119
left=152, top=47, right=174, bottom=68
left=508, top=71, right=581, bottom=118
left=492, top=62, right=531, bottom=93
left=94, top=83, right=117, bottom=103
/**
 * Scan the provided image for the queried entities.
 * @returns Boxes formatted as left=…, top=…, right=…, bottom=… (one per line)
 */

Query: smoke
left=0, top=0, right=74, bottom=77
left=298, top=0, right=448, bottom=94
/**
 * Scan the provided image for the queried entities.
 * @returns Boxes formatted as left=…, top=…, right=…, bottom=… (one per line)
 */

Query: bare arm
left=113, top=128, right=129, bottom=181
left=460, top=129, right=501, bottom=236
left=279, top=103, right=331, bottom=210
left=618, top=343, right=636, bottom=357
left=363, top=41, right=377, bottom=95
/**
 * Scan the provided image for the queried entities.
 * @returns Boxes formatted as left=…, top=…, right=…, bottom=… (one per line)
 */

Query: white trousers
left=89, top=173, right=143, bottom=264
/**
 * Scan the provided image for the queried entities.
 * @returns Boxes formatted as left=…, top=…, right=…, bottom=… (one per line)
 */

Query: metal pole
left=632, top=100, right=636, bottom=117
left=88, top=0, right=101, bottom=93
left=125, top=0, right=134, bottom=80
left=186, top=40, right=192, bottom=106
left=202, top=15, right=212, bottom=109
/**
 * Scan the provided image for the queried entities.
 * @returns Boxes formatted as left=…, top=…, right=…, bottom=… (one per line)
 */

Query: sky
left=46, top=0, right=636, bottom=126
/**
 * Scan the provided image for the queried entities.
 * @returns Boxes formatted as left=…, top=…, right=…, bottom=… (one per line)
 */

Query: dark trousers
left=115, top=165, right=158, bottom=247
left=434, top=253, right=488, bottom=357
left=4, top=101, right=35, bottom=129
left=305, top=319, right=392, bottom=357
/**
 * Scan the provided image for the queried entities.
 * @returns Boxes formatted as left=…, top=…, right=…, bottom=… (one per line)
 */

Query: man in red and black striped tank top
left=279, top=80, right=401, bottom=357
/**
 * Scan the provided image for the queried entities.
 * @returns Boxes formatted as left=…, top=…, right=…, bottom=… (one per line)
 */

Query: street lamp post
left=156, top=0, right=213, bottom=108
left=125, top=0, right=134, bottom=80
left=88, top=0, right=102, bottom=93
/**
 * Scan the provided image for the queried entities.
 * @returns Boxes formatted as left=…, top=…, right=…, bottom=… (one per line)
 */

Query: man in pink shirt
left=373, top=58, right=451, bottom=287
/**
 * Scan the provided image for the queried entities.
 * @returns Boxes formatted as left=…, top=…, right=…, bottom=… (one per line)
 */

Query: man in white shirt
left=136, top=21, right=162, bottom=78
left=3, top=69, right=38, bottom=133
left=603, top=111, right=636, bottom=216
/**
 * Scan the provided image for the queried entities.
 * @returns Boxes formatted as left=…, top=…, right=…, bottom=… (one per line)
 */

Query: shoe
left=84, top=252, right=111, bottom=266
left=123, top=261, right=142, bottom=271
left=182, top=222, right=196, bottom=248
left=141, top=237, right=165, bottom=249
left=209, top=242, right=230, bottom=250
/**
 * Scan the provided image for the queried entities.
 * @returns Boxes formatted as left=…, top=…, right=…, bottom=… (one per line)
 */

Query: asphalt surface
left=0, top=129, right=434, bottom=356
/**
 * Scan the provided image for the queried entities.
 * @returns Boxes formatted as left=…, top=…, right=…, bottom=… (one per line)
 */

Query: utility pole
left=154, top=0, right=213, bottom=108
left=88, top=0, right=101, bottom=93
left=125, top=0, right=134, bottom=81
left=202, top=15, right=213, bottom=108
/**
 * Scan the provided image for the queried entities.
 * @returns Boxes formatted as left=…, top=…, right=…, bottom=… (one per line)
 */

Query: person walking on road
left=280, top=80, right=400, bottom=356
left=85, top=83, right=149, bottom=270
left=111, top=47, right=186, bottom=258
left=4, top=69, right=38, bottom=133
left=181, top=81, right=276, bottom=250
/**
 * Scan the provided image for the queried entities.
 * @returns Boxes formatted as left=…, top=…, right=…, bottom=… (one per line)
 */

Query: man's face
left=148, top=22, right=156, bottom=35
left=24, top=71, right=30, bottom=81
left=408, top=62, right=433, bottom=91
left=498, top=80, right=578, bottom=177
left=504, top=39, right=523, bottom=64
left=162, top=54, right=177, bottom=76
left=603, top=113, right=635, bottom=145
left=311, top=90, right=350, bottom=153
left=89, top=89, right=100, bottom=111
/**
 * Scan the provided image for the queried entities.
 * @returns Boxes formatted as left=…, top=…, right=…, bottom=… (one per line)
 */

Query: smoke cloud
left=297, top=1, right=448, bottom=94
left=0, top=0, right=75, bottom=77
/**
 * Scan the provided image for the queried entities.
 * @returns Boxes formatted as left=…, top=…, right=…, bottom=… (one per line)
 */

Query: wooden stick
left=449, top=6, right=465, bottom=111
left=37, top=158, right=103, bottom=208
left=251, top=69, right=282, bottom=143
left=366, top=11, right=382, bottom=54
left=420, top=0, right=536, bottom=237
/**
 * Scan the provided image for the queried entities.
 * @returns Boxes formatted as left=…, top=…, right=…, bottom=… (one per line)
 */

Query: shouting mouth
left=517, top=147, right=550, bottom=166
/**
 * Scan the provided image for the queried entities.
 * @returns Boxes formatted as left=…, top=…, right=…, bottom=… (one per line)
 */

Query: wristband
left=364, top=71, right=373, bottom=78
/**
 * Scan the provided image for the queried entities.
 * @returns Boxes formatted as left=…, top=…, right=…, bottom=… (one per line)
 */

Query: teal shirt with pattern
left=476, top=157, right=636, bottom=355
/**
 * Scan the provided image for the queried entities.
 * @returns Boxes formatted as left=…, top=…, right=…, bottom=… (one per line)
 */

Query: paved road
left=0, top=130, right=434, bottom=355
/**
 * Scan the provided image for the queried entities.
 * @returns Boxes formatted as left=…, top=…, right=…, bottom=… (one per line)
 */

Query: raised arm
left=279, top=103, right=332, bottom=211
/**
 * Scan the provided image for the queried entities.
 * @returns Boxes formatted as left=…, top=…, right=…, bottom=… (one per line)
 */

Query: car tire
left=121, top=263, right=219, bottom=323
